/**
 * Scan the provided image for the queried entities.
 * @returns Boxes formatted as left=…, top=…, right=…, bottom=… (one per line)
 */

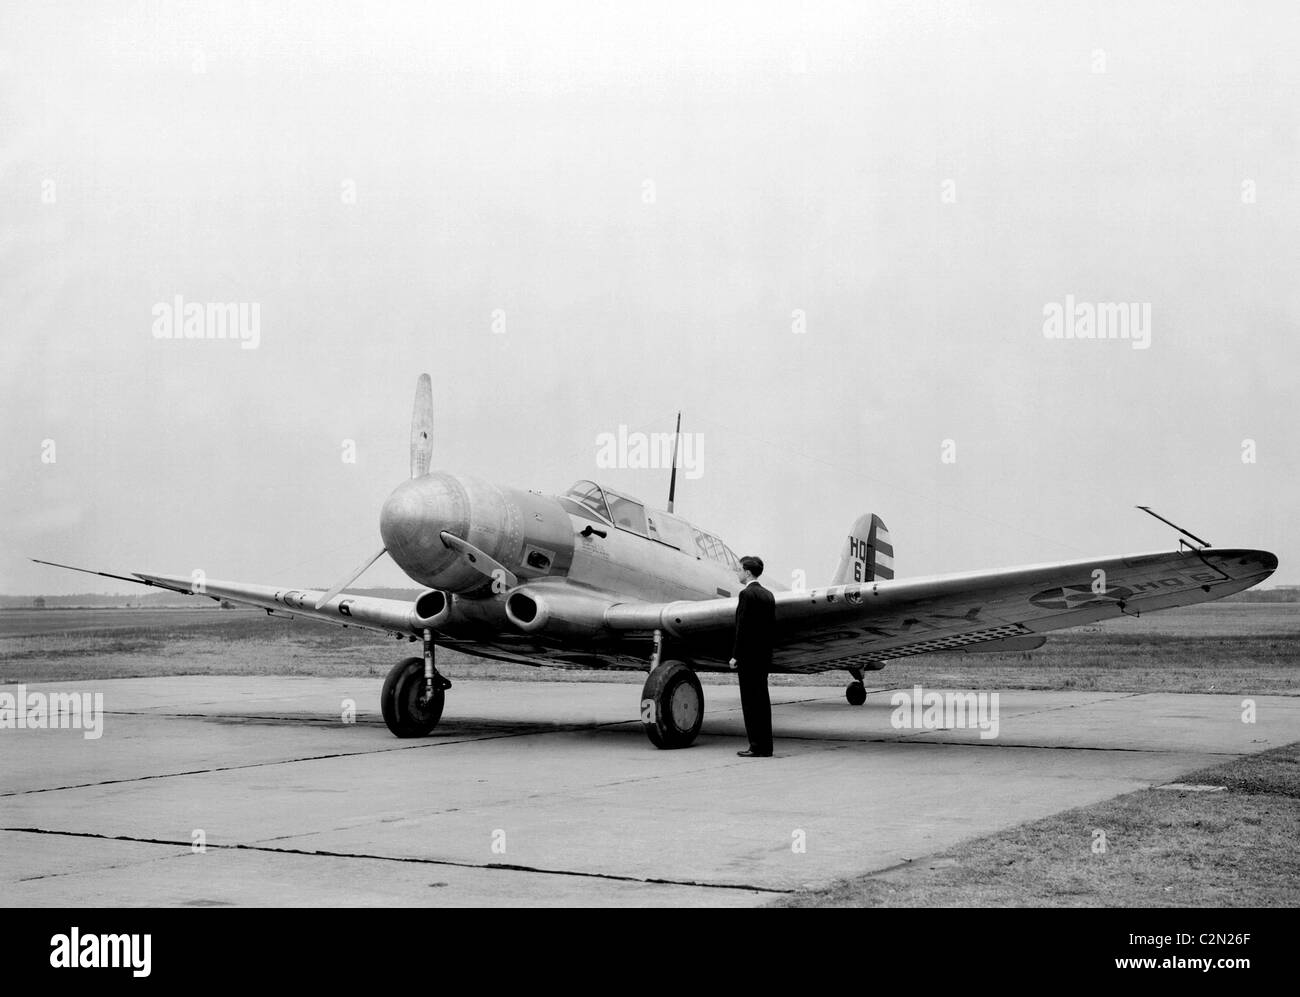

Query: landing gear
left=381, top=657, right=444, bottom=736
left=381, top=630, right=450, bottom=738
left=845, top=667, right=867, bottom=706
left=640, top=660, right=704, bottom=749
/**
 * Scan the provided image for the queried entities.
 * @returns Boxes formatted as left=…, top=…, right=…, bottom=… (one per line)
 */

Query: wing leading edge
left=31, top=560, right=439, bottom=639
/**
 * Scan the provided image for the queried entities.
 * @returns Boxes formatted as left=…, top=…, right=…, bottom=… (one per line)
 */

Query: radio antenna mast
left=666, top=412, right=681, bottom=513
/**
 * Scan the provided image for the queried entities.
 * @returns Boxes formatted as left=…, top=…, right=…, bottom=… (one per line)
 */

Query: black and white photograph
left=2, top=0, right=1296, bottom=938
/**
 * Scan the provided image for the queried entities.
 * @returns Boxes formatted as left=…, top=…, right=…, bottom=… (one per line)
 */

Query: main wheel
left=845, top=681, right=867, bottom=706
left=381, top=656, right=445, bottom=737
left=640, top=660, right=704, bottom=749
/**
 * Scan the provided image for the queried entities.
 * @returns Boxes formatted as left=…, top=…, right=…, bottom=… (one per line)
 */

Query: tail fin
left=832, top=513, right=894, bottom=584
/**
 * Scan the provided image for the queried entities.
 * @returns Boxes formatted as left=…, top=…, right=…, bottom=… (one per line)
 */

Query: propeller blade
left=411, top=373, right=434, bottom=479
left=439, top=532, right=518, bottom=590
left=314, top=546, right=388, bottom=610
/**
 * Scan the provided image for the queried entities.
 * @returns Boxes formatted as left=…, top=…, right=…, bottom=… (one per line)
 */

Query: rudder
left=832, top=513, right=893, bottom=584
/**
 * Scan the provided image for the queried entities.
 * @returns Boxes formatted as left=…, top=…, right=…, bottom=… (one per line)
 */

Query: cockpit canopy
left=562, top=480, right=648, bottom=534
left=563, top=480, right=614, bottom=523
left=560, top=480, right=740, bottom=569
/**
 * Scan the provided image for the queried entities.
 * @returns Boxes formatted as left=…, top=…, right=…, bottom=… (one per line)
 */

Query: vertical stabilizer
left=832, top=513, right=893, bottom=584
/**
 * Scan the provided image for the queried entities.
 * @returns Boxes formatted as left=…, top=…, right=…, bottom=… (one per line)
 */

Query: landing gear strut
left=381, top=629, right=450, bottom=738
left=845, top=667, right=867, bottom=706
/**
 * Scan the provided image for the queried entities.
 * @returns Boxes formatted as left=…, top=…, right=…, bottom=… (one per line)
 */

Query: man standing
left=729, top=555, right=776, bottom=757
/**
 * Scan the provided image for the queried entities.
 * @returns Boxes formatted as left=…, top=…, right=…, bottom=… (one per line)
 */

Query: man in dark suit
left=729, top=555, right=776, bottom=757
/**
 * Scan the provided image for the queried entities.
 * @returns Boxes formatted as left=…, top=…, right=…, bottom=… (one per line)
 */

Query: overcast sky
left=2, top=1, right=1296, bottom=596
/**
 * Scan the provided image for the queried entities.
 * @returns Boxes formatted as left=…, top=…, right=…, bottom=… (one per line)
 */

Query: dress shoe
left=737, top=749, right=772, bottom=757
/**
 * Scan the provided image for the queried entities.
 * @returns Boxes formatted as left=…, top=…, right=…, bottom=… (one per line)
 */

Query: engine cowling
left=504, top=586, right=617, bottom=638
left=380, top=471, right=576, bottom=594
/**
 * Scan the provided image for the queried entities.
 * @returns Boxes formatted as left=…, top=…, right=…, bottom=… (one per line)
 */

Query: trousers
left=737, top=664, right=773, bottom=754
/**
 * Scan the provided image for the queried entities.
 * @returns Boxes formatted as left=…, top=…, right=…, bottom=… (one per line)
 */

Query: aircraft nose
left=379, top=474, right=467, bottom=581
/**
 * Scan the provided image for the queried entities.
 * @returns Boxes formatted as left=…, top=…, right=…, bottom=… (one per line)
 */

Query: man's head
left=738, top=555, right=764, bottom=585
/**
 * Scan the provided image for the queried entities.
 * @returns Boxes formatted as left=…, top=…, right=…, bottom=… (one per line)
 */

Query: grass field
left=3, top=602, right=1297, bottom=694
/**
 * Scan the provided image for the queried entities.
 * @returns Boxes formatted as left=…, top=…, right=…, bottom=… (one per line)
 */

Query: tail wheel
left=640, top=660, right=704, bottom=749
left=845, top=681, right=867, bottom=706
left=381, top=656, right=445, bottom=737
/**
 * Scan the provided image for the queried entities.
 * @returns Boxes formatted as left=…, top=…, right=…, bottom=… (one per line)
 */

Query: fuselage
left=380, top=472, right=742, bottom=605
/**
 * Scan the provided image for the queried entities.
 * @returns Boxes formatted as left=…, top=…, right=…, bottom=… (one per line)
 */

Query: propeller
left=411, top=372, right=433, bottom=480
left=314, top=373, right=431, bottom=610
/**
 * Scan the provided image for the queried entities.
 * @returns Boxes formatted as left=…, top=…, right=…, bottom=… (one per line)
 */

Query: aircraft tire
left=381, top=656, right=445, bottom=737
left=641, top=660, right=704, bottom=749
left=845, top=681, right=867, bottom=706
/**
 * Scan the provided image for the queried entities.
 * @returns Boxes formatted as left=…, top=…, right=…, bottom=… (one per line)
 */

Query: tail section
left=832, top=514, right=893, bottom=584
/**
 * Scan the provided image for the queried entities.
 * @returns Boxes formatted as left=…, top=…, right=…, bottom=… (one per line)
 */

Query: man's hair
left=739, top=555, right=764, bottom=577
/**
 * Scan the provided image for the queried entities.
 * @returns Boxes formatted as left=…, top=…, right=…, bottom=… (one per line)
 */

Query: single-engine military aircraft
left=36, top=375, right=1278, bottom=749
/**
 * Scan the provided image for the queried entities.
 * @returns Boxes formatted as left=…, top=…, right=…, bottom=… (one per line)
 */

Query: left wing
left=604, top=547, right=1277, bottom=673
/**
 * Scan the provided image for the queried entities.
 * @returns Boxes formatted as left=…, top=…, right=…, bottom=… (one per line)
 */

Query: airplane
left=35, top=374, right=1278, bottom=749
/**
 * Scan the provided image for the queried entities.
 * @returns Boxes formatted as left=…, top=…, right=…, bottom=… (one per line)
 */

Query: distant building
left=33, top=596, right=46, bottom=609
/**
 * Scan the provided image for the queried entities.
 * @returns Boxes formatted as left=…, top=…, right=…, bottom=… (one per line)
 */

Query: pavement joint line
left=759, top=731, right=1244, bottom=755
left=97, top=711, right=594, bottom=728
left=996, top=691, right=1149, bottom=717
left=856, top=857, right=922, bottom=878
left=866, top=690, right=1146, bottom=712
left=93, top=689, right=833, bottom=720
left=850, top=853, right=979, bottom=880
left=0, top=713, right=755, bottom=798
left=0, top=730, right=584, bottom=798
left=3, top=715, right=1245, bottom=801
left=13, top=850, right=192, bottom=885
left=881, top=690, right=1185, bottom=743
left=0, top=827, right=789, bottom=895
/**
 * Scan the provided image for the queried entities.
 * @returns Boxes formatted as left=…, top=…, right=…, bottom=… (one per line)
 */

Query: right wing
left=31, top=560, right=441, bottom=639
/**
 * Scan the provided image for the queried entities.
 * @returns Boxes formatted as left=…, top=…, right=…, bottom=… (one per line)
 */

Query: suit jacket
left=732, top=581, right=775, bottom=670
